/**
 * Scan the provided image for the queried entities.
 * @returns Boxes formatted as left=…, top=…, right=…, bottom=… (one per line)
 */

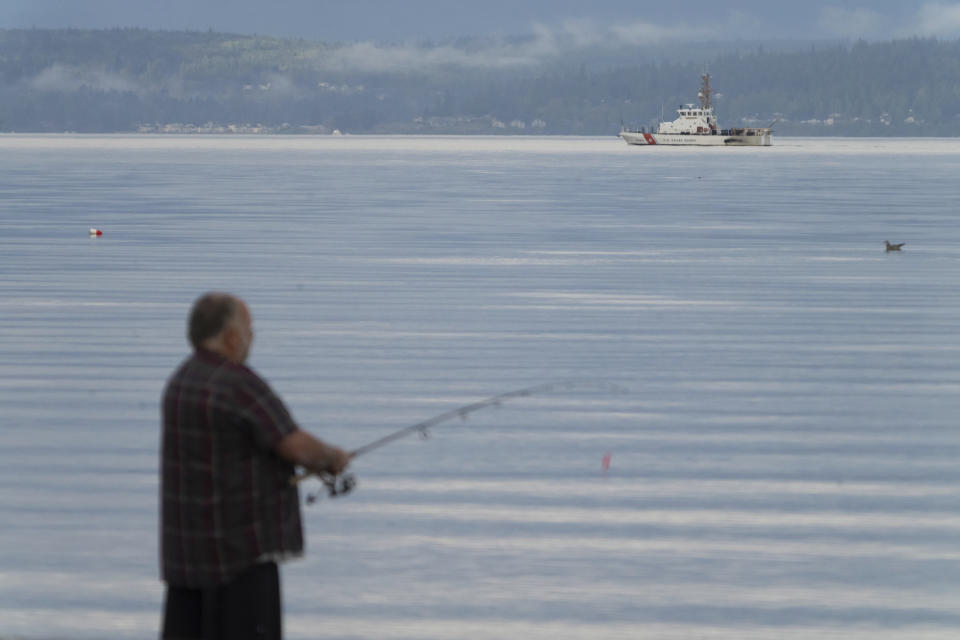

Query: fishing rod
left=293, top=380, right=620, bottom=503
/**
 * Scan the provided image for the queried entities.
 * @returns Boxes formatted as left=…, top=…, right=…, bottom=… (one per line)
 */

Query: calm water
left=1, top=135, right=960, bottom=639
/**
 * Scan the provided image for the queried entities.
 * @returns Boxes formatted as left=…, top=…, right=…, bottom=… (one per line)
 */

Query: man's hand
left=325, top=446, right=351, bottom=476
left=276, top=430, right=351, bottom=477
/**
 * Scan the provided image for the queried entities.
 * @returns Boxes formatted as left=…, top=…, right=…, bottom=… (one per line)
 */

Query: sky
left=3, top=1, right=960, bottom=43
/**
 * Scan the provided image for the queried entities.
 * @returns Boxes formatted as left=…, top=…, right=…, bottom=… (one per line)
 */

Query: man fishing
left=160, top=292, right=350, bottom=640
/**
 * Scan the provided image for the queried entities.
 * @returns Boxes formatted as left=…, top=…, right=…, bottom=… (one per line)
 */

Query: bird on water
left=885, top=240, right=904, bottom=251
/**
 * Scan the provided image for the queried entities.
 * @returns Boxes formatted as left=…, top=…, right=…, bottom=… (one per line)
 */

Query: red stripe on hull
left=643, top=133, right=657, bottom=145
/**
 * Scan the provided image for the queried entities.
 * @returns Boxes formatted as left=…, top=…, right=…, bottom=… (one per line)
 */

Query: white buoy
left=89, top=228, right=102, bottom=237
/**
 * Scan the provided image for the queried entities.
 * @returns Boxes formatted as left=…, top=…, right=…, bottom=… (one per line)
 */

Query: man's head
left=188, top=292, right=254, bottom=364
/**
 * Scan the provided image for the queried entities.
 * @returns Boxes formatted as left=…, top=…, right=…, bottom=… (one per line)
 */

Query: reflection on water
left=1, top=135, right=960, bottom=639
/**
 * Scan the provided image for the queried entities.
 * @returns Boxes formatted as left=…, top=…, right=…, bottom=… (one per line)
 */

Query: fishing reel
left=305, top=472, right=357, bottom=505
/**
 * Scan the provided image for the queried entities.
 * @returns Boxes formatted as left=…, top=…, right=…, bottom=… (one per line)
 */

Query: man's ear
left=220, top=324, right=238, bottom=353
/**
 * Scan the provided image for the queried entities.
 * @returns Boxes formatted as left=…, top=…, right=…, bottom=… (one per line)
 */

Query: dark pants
left=162, top=562, right=282, bottom=640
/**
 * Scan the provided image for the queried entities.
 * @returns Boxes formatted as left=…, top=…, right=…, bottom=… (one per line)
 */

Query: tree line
left=0, top=28, right=958, bottom=135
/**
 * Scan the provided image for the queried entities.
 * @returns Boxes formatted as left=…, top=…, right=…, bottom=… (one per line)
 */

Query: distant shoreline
left=1, top=130, right=959, bottom=139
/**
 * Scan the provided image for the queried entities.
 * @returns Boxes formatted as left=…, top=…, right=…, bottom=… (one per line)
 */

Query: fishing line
left=293, top=380, right=624, bottom=503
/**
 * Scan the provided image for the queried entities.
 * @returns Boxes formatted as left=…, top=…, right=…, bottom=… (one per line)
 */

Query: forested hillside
left=1, top=28, right=958, bottom=135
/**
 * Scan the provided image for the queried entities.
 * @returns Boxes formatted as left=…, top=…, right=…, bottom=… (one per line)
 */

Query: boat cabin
left=657, top=103, right=719, bottom=135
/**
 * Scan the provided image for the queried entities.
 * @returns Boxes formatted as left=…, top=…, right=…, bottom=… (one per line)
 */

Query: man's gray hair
left=188, top=292, right=239, bottom=350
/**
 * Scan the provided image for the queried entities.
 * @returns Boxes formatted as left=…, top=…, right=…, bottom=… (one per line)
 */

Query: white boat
left=620, top=74, right=772, bottom=146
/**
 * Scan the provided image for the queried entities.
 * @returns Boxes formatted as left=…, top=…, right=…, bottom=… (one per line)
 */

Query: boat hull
left=620, top=131, right=772, bottom=147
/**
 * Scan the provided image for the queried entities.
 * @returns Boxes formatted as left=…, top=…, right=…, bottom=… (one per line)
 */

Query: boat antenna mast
left=698, top=72, right=712, bottom=110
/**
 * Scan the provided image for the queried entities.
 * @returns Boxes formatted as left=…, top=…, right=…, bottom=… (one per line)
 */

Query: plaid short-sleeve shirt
left=161, top=349, right=303, bottom=587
